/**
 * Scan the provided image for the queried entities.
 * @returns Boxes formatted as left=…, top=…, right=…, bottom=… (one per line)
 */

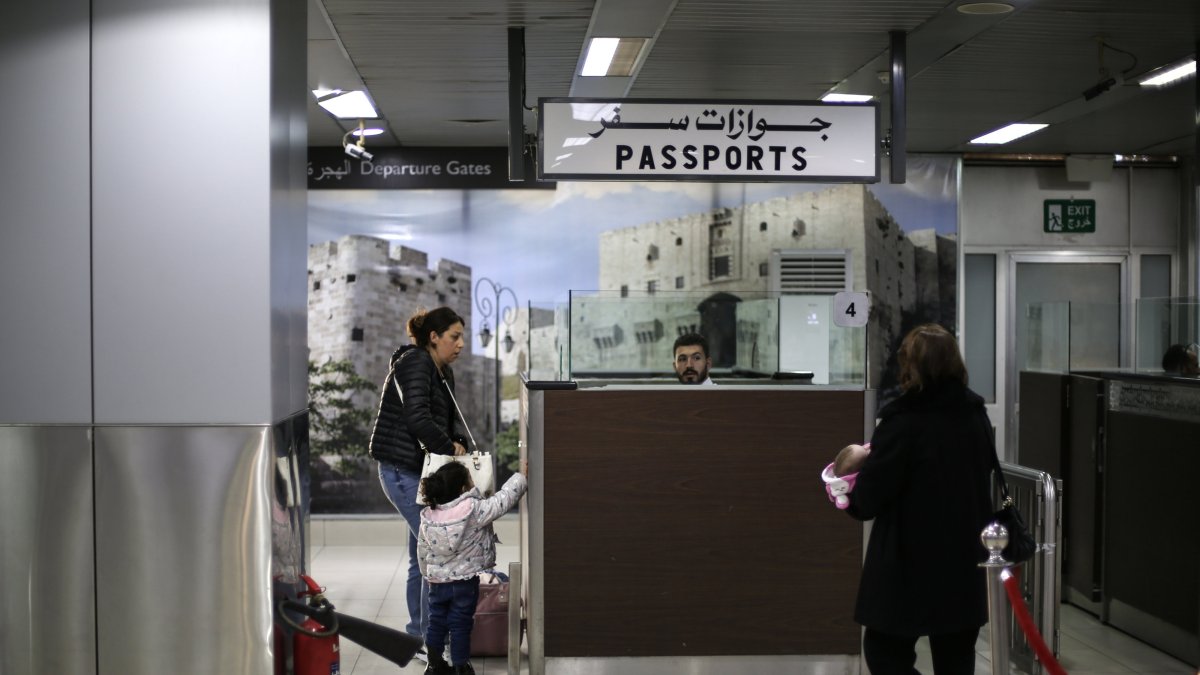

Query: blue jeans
left=377, top=461, right=428, bottom=638
left=426, top=576, right=480, bottom=667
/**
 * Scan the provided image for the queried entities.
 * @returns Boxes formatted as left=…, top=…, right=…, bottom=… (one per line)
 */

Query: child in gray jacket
left=417, top=461, right=527, bottom=675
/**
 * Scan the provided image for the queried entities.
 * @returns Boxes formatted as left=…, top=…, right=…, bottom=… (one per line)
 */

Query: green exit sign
left=1044, top=199, right=1096, bottom=233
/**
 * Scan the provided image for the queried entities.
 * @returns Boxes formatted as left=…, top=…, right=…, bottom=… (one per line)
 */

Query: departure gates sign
left=538, top=98, right=879, bottom=183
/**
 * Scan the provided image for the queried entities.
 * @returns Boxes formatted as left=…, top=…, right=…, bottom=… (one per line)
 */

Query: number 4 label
left=833, top=291, right=870, bottom=328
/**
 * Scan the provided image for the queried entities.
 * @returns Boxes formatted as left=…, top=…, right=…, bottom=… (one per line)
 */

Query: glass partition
left=1022, top=301, right=1071, bottom=373
left=567, top=290, right=867, bottom=386
left=1135, top=297, right=1199, bottom=373
left=522, top=300, right=571, bottom=381
left=1023, top=300, right=1124, bottom=373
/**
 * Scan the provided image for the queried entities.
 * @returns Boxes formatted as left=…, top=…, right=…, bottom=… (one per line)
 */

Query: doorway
left=1006, top=253, right=1128, bottom=459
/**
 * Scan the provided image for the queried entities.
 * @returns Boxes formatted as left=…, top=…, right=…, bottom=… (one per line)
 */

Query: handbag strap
left=986, top=423, right=1014, bottom=507
left=441, top=378, right=480, bottom=453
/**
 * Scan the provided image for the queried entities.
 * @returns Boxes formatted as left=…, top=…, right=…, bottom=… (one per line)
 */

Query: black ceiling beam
left=890, top=31, right=906, bottom=184
left=508, top=26, right=526, bottom=182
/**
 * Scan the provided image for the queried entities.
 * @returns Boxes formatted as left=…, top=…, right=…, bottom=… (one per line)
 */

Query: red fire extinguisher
left=282, top=575, right=341, bottom=675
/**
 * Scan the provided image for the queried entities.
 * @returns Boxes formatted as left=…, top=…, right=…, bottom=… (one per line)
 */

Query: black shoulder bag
left=988, top=438, right=1037, bottom=564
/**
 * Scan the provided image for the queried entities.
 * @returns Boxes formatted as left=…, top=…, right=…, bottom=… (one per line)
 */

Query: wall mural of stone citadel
left=306, top=156, right=958, bottom=512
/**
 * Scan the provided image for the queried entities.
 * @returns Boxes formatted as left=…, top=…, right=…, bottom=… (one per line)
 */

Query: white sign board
left=538, top=98, right=879, bottom=182
left=779, top=295, right=831, bottom=384
left=833, top=291, right=870, bottom=327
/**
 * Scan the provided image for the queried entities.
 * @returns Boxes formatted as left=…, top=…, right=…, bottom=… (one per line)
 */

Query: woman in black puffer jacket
left=369, top=306, right=467, bottom=649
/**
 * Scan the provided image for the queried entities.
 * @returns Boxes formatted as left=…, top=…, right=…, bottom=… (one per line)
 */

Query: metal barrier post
left=981, top=522, right=1011, bottom=675
left=508, top=561, right=523, bottom=675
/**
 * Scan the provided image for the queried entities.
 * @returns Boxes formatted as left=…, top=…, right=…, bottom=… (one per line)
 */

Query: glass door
left=1006, top=253, right=1128, bottom=458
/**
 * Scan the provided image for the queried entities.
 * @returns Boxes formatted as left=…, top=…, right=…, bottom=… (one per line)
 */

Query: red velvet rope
left=1001, top=568, right=1068, bottom=675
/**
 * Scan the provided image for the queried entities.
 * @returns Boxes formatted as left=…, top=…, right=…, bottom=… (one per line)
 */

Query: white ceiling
left=307, top=0, right=1198, bottom=158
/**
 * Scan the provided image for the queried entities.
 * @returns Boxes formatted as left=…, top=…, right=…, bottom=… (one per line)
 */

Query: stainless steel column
left=94, top=426, right=276, bottom=674
left=0, top=427, right=96, bottom=675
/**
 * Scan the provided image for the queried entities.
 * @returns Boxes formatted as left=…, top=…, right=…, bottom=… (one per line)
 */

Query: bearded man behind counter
left=672, top=332, right=716, bottom=385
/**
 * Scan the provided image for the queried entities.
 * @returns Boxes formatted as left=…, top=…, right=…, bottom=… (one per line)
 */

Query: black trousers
left=862, top=626, right=980, bottom=675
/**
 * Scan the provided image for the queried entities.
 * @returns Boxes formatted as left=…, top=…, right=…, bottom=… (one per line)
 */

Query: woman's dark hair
left=421, top=461, right=472, bottom=506
left=407, top=306, right=465, bottom=347
left=897, top=323, right=968, bottom=392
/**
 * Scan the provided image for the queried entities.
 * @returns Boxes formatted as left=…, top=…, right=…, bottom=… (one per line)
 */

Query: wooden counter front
left=525, top=386, right=868, bottom=658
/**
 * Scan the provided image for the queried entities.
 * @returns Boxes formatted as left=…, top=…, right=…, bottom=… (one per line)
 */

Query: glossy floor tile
left=310, top=516, right=1196, bottom=674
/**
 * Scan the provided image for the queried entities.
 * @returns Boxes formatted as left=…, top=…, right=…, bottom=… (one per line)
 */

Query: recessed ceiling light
left=969, top=123, right=1048, bottom=144
left=316, top=90, right=378, bottom=119
left=581, top=37, right=648, bottom=77
left=822, top=93, right=874, bottom=103
left=350, top=127, right=385, bottom=137
left=1138, top=59, right=1196, bottom=87
left=956, top=2, right=1014, bottom=15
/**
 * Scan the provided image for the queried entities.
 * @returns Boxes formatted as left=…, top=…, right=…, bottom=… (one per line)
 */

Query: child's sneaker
left=411, top=646, right=428, bottom=664
left=423, top=650, right=452, bottom=675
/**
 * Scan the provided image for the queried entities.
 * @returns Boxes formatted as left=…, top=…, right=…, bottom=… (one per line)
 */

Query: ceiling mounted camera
left=344, top=142, right=373, bottom=161
left=343, top=120, right=375, bottom=161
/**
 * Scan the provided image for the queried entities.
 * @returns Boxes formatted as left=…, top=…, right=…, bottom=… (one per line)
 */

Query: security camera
left=1082, top=74, right=1123, bottom=101
left=344, top=143, right=373, bottom=161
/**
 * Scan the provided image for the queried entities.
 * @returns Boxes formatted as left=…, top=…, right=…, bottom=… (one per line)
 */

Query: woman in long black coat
left=846, top=323, right=996, bottom=675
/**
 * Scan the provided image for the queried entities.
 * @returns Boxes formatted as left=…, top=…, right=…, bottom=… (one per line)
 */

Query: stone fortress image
left=307, top=235, right=491, bottom=445
left=581, top=184, right=956, bottom=386
left=307, top=183, right=956, bottom=457
left=307, top=235, right=557, bottom=454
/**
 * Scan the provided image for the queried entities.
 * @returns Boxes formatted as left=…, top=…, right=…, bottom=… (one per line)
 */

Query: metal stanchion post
left=980, top=522, right=1011, bottom=675
left=507, top=561, right=522, bottom=675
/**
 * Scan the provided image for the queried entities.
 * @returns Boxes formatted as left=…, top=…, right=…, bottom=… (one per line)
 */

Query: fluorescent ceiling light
left=351, top=127, right=385, bottom=137
left=956, top=3, right=1014, bottom=15
left=822, top=93, right=874, bottom=103
left=969, top=123, right=1048, bottom=145
left=581, top=37, right=647, bottom=77
left=312, top=88, right=341, bottom=99
left=1138, top=59, right=1196, bottom=87
left=582, top=38, right=619, bottom=76
left=317, top=90, right=377, bottom=119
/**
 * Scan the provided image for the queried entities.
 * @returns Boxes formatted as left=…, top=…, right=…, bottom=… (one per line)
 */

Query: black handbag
left=989, top=443, right=1037, bottom=564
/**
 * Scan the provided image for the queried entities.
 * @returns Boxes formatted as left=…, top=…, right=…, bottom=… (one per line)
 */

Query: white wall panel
left=91, top=0, right=306, bottom=424
left=962, top=165, right=1182, bottom=251
left=1129, top=168, right=1181, bottom=248
left=962, top=165, right=1134, bottom=248
left=0, top=1, right=92, bottom=423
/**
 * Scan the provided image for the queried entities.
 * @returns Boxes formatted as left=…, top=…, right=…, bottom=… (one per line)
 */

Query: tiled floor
left=310, top=516, right=1196, bottom=675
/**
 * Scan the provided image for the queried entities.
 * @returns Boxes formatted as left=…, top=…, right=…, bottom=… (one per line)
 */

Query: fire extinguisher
left=280, top=575, right=341, bottom=675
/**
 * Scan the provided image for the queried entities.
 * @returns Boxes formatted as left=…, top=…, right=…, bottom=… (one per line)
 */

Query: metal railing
left=985, top=462, right=1063, bottom=675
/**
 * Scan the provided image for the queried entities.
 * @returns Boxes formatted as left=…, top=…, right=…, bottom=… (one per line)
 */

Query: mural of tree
left=308, top=358, right=376, bottom=460
left=307, top=358, right=393, bottom=513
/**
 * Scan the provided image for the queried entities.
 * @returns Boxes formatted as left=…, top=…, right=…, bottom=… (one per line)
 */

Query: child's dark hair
left=421, top=461, right=472, bottom=506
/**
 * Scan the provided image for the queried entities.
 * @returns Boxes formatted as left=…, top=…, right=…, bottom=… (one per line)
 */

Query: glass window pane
left=964, top=254, right=996, bottom=402
left=1137, top=254, right=1172, bottom=369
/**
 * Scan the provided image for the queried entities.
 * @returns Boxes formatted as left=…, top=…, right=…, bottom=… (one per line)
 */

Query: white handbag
left=392, top=370, right=495, bottom=504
